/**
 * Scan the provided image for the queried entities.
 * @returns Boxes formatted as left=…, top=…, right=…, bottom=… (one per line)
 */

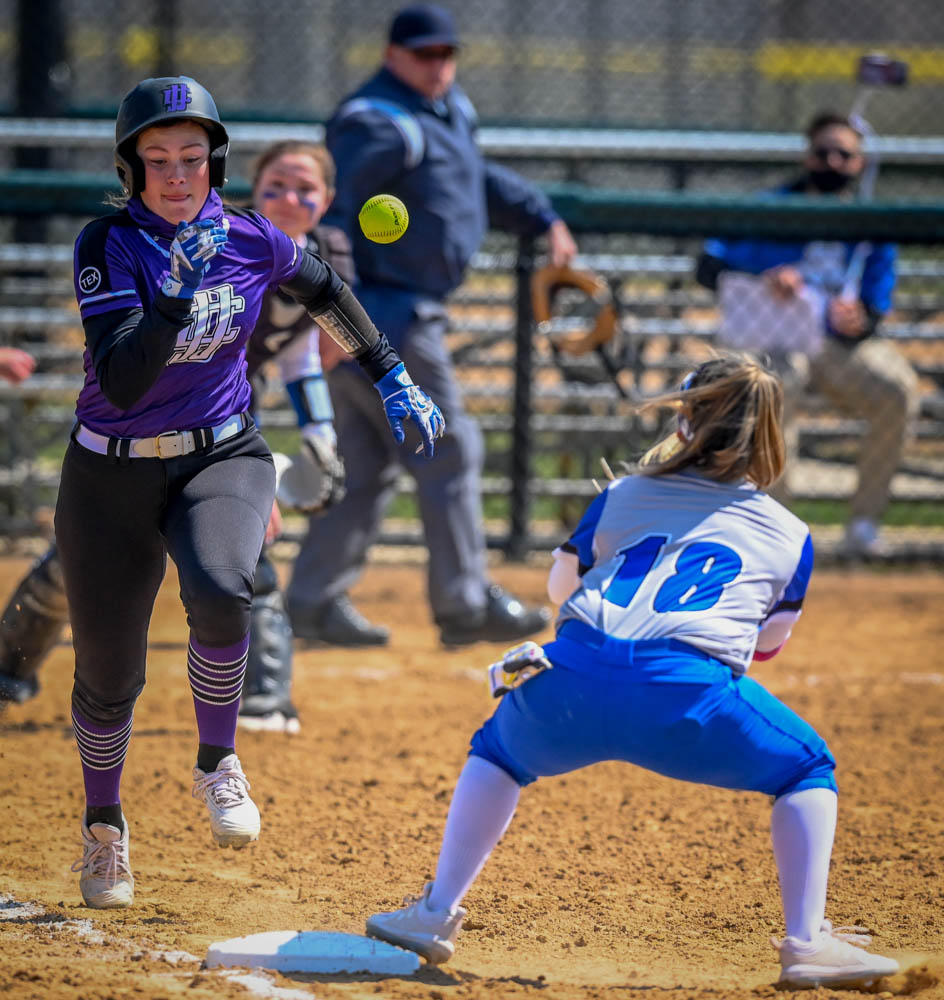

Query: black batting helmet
left=114, top=76, right=229, bottom=196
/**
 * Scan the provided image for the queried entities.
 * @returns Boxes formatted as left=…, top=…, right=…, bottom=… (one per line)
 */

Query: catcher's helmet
left=114, top=76, right=229, bottom=196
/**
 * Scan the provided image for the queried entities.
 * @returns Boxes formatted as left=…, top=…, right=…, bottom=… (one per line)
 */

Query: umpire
left=287, top=3, right=578, bottom=647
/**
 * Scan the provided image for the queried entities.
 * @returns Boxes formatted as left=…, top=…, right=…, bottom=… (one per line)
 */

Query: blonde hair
left=104, top=189, right=131, bottom=209
left=637, top=354, right=786, bottom=489
left=251, top=140, right=336, bottom=194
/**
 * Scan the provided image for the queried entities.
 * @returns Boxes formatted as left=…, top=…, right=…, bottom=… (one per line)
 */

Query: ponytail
left=637, top=354, right=786, bottom=489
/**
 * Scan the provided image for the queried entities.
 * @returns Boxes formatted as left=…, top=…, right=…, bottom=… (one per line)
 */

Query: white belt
left=74, top=413, right=250, bottom=460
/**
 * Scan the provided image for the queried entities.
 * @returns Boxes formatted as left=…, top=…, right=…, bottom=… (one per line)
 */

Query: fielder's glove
left=161, top=219, right=229, bottom=298
left=273, top=425, right=346, bottom=515
left=531, top=264, right=618, bottom=356
left=374, top=363, right=445, bottom=458
left=487, top=640, right=553, bottom=698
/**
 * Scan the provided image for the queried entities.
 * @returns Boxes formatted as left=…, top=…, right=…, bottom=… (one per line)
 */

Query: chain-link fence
left=2, top=0, right=944, bottom=131
left=1, top=0, right=943, bottom=560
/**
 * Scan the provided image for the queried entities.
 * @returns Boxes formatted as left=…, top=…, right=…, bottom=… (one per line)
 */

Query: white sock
left=771, top=787, right=838, bottom=942
left=427, top=756, right=521, bottom=913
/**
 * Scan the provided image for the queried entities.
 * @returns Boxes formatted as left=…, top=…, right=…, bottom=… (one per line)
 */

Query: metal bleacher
left=1, top=124, right=943, bottom=557
left=453, top=246, right=944, bottom=510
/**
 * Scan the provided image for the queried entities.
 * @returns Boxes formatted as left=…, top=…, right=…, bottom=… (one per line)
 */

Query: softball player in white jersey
left=366, top=355, right=899, bottom=989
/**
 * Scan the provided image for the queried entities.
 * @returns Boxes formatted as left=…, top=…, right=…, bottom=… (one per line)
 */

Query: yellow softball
left=358, top=194, right=409, bottom=244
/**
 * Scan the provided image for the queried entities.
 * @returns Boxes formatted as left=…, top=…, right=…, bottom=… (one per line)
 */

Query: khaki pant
left=772, top=337, right=919, bottom=523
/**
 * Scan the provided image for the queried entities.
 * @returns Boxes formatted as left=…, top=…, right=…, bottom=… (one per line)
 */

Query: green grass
left=788, top=499, right=944, bottom=528
left=391, top=490, right=944, bottom=531
left=28, top=424, right=944, bottom=530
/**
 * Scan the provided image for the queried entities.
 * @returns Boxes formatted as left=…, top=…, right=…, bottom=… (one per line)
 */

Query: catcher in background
left=239, top=139, right=354, bottom=733
left=365, top=355, right=900, bottom=990
left=0, top=140, right=353, bottom=736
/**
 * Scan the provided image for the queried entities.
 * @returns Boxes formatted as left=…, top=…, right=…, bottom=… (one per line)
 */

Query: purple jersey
left=73, top=190, right=301, bottom=437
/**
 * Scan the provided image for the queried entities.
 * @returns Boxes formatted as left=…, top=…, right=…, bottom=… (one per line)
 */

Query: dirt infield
left=1, top=555, right=943, bottom=1000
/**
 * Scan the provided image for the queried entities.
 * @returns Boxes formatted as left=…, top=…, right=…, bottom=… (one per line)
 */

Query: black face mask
left=807, top=168, right=853, bottom=194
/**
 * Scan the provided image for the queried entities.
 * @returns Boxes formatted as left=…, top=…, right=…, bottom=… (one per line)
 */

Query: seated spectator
left=696, top=111, right=919, bottom=556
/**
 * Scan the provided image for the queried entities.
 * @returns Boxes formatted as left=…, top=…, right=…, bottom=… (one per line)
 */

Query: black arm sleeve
left=83, top=293, right=193, bottom=411
left=279, top=249, right=399, bottom=382
left=278, top=246, right=345, bottom=312
left=355, top=332, right=400, bottom=383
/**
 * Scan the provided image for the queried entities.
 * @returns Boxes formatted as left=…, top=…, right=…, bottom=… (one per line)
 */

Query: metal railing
left=2, top=117, right=944, bottom=164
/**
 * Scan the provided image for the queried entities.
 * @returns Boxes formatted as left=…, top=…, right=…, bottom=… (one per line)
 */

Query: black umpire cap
left=389, top=3, right=460, bottom=49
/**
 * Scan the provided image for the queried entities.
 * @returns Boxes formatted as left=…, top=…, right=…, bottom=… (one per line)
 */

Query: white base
left=205, top=930, right=421, bottom=975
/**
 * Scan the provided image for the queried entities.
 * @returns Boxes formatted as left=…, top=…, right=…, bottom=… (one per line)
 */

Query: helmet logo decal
left=162, top=83, right=192, bottom=113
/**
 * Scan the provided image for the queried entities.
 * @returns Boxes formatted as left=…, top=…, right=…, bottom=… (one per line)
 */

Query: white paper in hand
left=718, top=272, right=826, bottom=358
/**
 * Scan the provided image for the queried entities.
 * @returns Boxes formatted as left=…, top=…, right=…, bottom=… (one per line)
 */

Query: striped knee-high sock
left=71, top=706, right=133, bottom=809
left=188, top=632, right=248, bottom=751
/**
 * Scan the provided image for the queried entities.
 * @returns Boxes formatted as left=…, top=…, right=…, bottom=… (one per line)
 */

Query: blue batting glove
left=375, top=363, right=445, bottom=458
left=161, top=219, right=228, bottom=298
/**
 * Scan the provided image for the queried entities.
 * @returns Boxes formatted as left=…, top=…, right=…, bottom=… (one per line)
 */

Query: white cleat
left=71, top=818, right=134, bottom=909
left=366, top=882, right=466, bottom=964
left=192, top=753, right=260, bottom=849
left=773, top=920, right=899, bottom=988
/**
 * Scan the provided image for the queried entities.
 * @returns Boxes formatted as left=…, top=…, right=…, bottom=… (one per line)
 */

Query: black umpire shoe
left=438, top=584, right=552, bottom=647
left=290, top=594, right=390, bottom=647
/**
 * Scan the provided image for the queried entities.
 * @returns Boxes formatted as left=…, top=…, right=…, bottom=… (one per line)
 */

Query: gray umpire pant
left=287, top=307, right=489, bottom=622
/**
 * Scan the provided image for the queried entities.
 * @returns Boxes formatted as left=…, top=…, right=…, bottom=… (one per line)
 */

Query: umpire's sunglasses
left=410, top=46, right=458, bottom=62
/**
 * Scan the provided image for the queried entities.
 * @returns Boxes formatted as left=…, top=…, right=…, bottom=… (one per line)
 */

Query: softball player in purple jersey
left=366, top=356, right=899, bottom=989
left=0, top=142, right=352, bottom=731
left=58, top=75, right=443, bottom=910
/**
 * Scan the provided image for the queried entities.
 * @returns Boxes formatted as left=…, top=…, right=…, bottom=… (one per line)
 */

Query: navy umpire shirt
left=324, top=67, right=559, bottom=348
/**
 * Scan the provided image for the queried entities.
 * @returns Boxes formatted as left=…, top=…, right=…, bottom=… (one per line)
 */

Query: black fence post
left=14, top=0, right=68, bottom=245
left=508, top=235, right=536, bottom=559
left=154, top=1, right=180, bottom=77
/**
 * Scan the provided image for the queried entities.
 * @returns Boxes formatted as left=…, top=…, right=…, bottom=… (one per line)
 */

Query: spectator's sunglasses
left=811, top=145, right=859, bottom=162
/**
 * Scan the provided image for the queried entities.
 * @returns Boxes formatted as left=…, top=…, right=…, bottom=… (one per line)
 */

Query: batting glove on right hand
left=375, top=362, right=445, bottom=458
left=161, top=219, right=228, bottom=298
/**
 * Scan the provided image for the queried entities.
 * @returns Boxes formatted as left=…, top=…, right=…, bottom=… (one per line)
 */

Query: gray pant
left=772, top=337, right=918, bottom=522
left=287, top=309, right=489, bottom=621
